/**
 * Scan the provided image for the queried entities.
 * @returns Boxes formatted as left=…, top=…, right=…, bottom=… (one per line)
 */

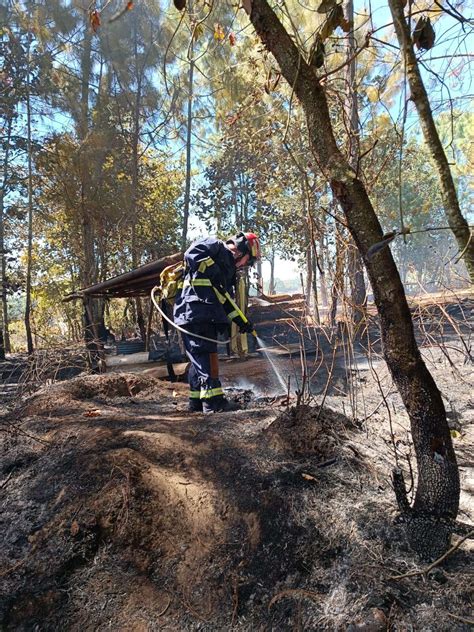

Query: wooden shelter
left=62, top=251, right=267, bottom=361
left=63, top=253, right=183, bottom=301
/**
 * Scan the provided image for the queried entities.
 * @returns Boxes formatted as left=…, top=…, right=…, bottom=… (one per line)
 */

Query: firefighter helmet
left=228, top=232, right=261, bottom=266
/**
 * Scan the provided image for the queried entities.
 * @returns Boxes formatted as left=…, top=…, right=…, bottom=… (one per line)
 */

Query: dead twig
left=268, top=587, right=321, bottom=609
left=446, top=612, right=474, bottom=626
left=1, top=419, right=51, bottom=445
left=389, top=529, right=474, bottom=580
left=0, top=471, right=13, bottom=489
left=0, top=555, right=27, bottom=578
left=157, top=595, right=172, bottom=617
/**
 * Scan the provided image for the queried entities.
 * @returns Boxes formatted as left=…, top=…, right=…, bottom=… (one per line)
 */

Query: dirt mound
left=265, top=404, right=356, bottom=458
left=19, top=373, right=162, bottom=417
left=1, top=377, right=472, bottom=631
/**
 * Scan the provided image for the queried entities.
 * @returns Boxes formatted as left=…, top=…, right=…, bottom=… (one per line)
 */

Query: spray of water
left=256, top=336, right=288, bottom=394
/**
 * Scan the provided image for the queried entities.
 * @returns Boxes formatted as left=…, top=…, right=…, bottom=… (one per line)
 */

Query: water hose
left=151, top=285, right=232, bottom=344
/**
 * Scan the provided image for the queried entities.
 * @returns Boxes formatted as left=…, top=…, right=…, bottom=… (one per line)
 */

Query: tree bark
left=269, top=250, right=276, bottom=295
left=130, top=16, right=146, bottom=341
left=0, top=116, right=12, bottom=355
left=344, top=0, right=367, bottom=329
left=319, top=230, right=329, bottom=308
left=181, top=2, right=195, bottom=250
left=307, top=202, right=321, bottom=325
left=329, top=220, right=345, bottom=329
left=24, top=21, right=34, bottom=354
left=248, top=0, right=459, bottom=557
left=305, top=247, right=312, bottom=313
left=388, top=0, right=474, bottom=282
left=78, top=20, right=104, bottom=366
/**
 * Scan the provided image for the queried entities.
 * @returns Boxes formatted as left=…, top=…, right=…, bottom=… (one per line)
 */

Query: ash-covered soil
left=0, top=352, right=473, bottom=631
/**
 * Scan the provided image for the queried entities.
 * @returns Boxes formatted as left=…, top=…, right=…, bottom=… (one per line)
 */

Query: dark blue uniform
left=173, top=238, right=250, bottom=412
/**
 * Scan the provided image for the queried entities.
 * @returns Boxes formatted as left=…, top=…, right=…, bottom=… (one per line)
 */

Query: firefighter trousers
left=181, top=323, right=224, bottom=412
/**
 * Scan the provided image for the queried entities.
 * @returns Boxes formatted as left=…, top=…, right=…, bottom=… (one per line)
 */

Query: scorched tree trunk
left=247, top=0, right=459, bottom=559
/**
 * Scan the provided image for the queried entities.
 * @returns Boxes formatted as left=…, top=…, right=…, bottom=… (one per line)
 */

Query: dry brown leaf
left=341, top=17, right=352, bottom=33
left=413, top=16, right=435, bottom=50
left=83, top=410, right=101, bottom=418
left=89, top=9, right=101, bottom=32
left=317, top=0, right=337, bottom=13
left=70, top=520, right=79, bottom=536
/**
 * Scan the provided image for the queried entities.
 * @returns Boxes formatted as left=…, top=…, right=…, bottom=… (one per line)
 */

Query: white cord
left=151, top=285, right=231, bottom=344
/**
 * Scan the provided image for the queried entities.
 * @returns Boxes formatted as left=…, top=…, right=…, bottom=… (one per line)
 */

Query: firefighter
left=173, top=232, right=261, bottom=413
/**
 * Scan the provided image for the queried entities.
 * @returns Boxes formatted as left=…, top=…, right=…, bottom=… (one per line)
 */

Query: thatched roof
left=63, top=252, right=183, bottom=301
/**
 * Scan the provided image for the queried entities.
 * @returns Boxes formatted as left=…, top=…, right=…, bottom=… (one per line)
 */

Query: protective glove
left=239, top=320, right=255, bottom=335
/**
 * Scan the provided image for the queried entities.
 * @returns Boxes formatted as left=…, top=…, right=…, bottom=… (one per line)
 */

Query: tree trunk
left=130, top=19, right=146, bottom=342
left=311, top=247, right=320, bottom=325
left=319, top=229, right=329, bottom=308
left=348, top=244, right=366, bottom=329
left=0, top=330, right=4, bottom=362
left=0, top=117, right=12, bottom=355
left=388, top=0, right=474, bottom=282
left=307, top=201, right=321, bottom=325
left=24, top=22, right=34, bottom=354
left=329, top=221, right=345, bottom=329
left=305, top=247, right=312, bottom=313
left=269, top=250, right=276, bottom=295
left=78, top=21, right=103, bottom=365
left=248, top=0, right=459, bottom=558
left=181, top=4, right=195, bottom=250
left=79, top=21, right=95, bottom=293
left=344, top=0, right=367, bottom=330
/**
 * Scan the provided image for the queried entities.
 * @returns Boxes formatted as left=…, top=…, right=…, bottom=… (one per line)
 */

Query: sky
left=188, top=1, right=473, bottom=290
left=9, top=0, right=473, bottom=292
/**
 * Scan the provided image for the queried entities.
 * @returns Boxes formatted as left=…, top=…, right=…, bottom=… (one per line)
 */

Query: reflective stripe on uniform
left=224, top=291, right=248, bottom=322
left=200, top=387, right=224, bottom=399
left=182, top=278, right=212, bottom=288
left=198, top=257, right=215, bottom=273
left=189, top=390, right=201, bottom=399
left=227, top=309, right=240, bottom=321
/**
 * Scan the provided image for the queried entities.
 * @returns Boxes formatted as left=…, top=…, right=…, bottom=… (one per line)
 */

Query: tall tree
left=24, top=15, right=34, bottom=354
left=244, top=0, right=459, bottom=558
left=181, top=1, right=195, bottom=249
left=0, top=5, right=26, bottom=355
left=344, top=0, right=366, bottom=329
left=0, top=1, right=54, bottom=355
left=388, top=0, right=474, bottom=282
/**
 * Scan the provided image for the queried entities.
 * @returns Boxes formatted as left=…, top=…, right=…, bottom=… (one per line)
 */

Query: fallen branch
left=389, top=529, right=474, bottom=580
left=157, top=595, right=172, bottom=617
left=0, top=471, right=13, bottom=489
left=447, top=612, right=474, bottom=626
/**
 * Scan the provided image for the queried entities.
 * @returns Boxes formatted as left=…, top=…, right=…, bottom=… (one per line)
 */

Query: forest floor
left=0, top=307, right=473, bottom=630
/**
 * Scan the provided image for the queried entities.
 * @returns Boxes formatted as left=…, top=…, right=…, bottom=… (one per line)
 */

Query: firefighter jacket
left=173, top=237, right=250, bottom=330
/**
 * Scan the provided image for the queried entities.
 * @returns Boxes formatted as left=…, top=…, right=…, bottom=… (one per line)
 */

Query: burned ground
left=0, top=353, right=472, bottom=631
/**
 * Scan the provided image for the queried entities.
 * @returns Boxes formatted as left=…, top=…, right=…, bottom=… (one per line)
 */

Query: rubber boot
left=188, top=398, right=203, bottom=412
left=203, top=397, right=241, bottom=413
